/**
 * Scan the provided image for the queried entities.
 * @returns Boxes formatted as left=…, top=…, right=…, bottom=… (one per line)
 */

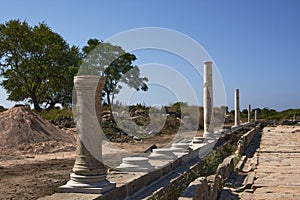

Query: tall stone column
left=234, top=89, right=240, bottom=127
left=203, top=61, right=213, bottom=137
left=248, top=104, right=251, bottom=123
left=293, top=114, right=296, bottom=122
left=254, top=110, right=258, bottom=121
left=60, top=75, right=115, bottom=194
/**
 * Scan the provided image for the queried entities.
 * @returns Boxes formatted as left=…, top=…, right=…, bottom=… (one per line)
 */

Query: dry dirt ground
left=0, top=131, right=202, bottom=200
left=0, top=106, right=75, bottom=200
left=0, top=106, right=202, bottom=200
left=0, top=157, right=74, bottom=200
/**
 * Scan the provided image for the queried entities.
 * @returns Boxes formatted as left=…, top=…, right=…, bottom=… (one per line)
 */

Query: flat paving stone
left=244, top=126, right=300, bottom=199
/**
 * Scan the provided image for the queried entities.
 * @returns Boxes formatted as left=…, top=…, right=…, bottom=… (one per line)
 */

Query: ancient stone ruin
left=41, top=61, right=265, bottom=200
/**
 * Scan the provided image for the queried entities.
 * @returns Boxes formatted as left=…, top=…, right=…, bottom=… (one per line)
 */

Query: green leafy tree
left=0, top=20, right=80, bottom=111
left=81, top=38, right=148, bottom=109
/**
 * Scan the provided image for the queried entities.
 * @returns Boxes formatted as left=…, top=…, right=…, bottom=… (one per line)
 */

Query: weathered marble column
left=293, top=114, right=296, bottom=122
left=234, top=89, right=240, bottom=127
left=59, top=75, right=115, bottom=194
left=254, top=110, right=258, bottom=121
left=203, top=61, right=214, bottom=137
left=248, top=104, right=251, bottom=123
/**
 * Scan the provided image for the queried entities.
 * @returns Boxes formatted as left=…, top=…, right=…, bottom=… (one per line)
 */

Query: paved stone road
left=242, top=125, right=300, bottom=199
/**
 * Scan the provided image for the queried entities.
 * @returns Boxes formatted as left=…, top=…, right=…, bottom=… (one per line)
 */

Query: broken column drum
left=192, top=137, right=205, bottom=144
left=170, top=143, right=190, bottom=157
left=148, top=148, right=177, bottom=161
left=116, top=157, right=155, bottom=172
left=59, top=75, right=115, bottom=194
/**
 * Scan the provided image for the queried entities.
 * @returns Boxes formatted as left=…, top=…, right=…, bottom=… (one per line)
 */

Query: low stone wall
left=148, top=161, right=204, bottom=200
left=130, top=125, right=260, bottom=199
left=236, top=124, right=261, bottom=155
left=42, top=124, right=261, bottom=200
left=146, top=141, right=233, bottom=200
left=100, top=159, right=182, bottom=200
left=216, top=155, right=235, bottom=180
left=180, top=175, right=222, bottom=200
left=180, top=124, right=261, bottom=200
left=179, top=155, right=232, bottom=200
left=100, top=142, right=216, bottom=200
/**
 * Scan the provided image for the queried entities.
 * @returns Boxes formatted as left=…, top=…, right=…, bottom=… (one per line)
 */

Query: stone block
left=126, top=176, right=147, bottom=196
left=194, top=177, right=209, bottom=200
left=143, top=169, right=161, bottom=186
left=180, top=176, right=208, bottom=200
left=217, top=155, right=234, bottom=180
left=160, top=162, right=172, bottom=176
left=235, top=155, right=247, bottom=172
left=101, top=185, right=127, bottom=200
left=171, top=157, right=182, bottom=170
left=207, top=175, right=222, bottom=200
left=39, top=193, right=103, bottom=200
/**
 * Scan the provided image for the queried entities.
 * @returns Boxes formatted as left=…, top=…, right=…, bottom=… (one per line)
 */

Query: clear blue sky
left=0, top=0, right=299, bottom=111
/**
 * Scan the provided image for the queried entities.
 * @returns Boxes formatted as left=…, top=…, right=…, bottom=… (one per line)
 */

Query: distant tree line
left=0, top=19, right=148, bottom=112
left=229, top=107, right=300, bottom=122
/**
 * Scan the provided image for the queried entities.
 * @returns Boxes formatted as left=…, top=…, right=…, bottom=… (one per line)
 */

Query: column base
left=148, top=148, right=177, bottom=161
left=192, top=137, right=205, bottom=144
left=170, top=143, right=190, bottom=157
left=231, top=125, right=241, bottom=132
left=203, top=132, right=217, bottom=144
left=203, top=131, right=215, bottom=138
left=59, top=173, right=115, bottom=194
left=213, top=131, right=222, bottom=139
left=116, top=157, right=155, bottom=172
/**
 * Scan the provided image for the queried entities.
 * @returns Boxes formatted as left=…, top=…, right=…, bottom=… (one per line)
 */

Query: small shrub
left=0, top=105, right=7, bottom=112
left=199, top=143, right=237, bottom=176
left=37, top=107, right=73, bottom=121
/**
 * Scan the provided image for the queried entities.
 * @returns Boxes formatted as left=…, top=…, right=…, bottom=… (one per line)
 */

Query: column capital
left=204, top=61, right=213, bottom=65
left=74, top=75, right=104, bottom=93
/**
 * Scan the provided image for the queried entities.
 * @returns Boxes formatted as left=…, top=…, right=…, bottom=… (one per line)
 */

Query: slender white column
left=234, top=89, right=240, bottom=127
left=254, top=110, right=258, bottom=121
left=248, top=104, right=251, bottom=123
left=203, top=61, right=213, bottom=136
left=293, top=114, right=296, bottom=122
left=60, top=75, right=115, bottom=194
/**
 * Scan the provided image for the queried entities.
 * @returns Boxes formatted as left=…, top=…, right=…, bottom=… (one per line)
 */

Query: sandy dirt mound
left=0, top=106, right=75, bottom=157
